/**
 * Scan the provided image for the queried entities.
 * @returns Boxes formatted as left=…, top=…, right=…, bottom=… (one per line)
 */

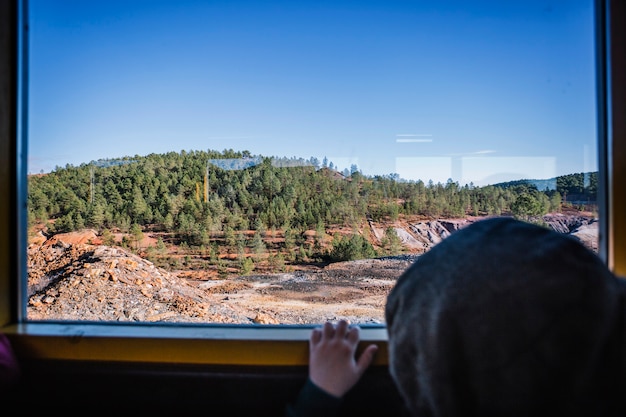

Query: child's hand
left=308, top=320, right=378, bottom=398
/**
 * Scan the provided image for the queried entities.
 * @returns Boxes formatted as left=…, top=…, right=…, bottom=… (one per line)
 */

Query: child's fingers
left=335, top=320, right=349, bottom=338
left=346, top=325, right=360, bottom=344
left=309, top=327, right=322, bottom=346
left=322, top=321, right=336, bottom=339
left=356, top=344, right=378, bottom=374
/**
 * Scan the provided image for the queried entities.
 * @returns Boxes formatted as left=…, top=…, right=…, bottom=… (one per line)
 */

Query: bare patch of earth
left=196, top=257, right=414, bottom=324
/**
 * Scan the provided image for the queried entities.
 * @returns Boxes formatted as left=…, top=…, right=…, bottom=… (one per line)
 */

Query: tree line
left=27, top=149, right=597, bottom=264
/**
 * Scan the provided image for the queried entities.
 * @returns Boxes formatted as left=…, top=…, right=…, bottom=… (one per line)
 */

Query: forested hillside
left=27, top=149, right=597, bottom=274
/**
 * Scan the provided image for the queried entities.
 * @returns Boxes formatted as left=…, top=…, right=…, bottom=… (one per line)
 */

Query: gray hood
left=385, top=217, right=626, bottom=417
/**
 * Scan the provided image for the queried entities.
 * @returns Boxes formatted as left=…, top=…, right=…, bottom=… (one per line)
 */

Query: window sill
left=2, top=322, right=389, bottom=366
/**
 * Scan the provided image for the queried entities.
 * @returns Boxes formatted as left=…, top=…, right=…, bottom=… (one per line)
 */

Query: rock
left=252, top=312, right=279, bottom=324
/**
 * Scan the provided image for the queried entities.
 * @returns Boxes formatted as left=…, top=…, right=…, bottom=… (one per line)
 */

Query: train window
left=23, top=0, right=599, bottom=328
left=4, top=0, right=624, bottom=365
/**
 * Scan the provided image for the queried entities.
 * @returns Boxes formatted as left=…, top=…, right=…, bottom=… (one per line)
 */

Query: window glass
left=26, top=0, right=597, bottom=325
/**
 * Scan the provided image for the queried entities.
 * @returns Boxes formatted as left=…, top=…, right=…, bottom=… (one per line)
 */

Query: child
left=289, top=217, right=626, bottom=416
left=386, top=217, right=626, bottom=416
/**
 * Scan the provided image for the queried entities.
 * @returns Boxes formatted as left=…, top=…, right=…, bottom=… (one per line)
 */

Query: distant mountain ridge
left=493, top=171, right=597, bottom=199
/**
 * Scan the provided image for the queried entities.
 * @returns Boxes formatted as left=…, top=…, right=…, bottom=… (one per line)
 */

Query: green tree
left=74, top=212, right=85, bottom=230
left=130, top=223, right=144, bottom=251
left=224, top=226, right=237, bottom=253
left=511, top=192, right=545, bottom=219
left=251, top=230, right=266, bottom=257
left=381, top=227, right=403, bottom=255
left=101, top=228, right=115, bottom=246
left=329, top=233, right=376, bottom=262
left=87, top=202, right=106, bottom=229
left=240, top=257, right=254, bottom=275
left=269, top=253, right=285, bottom=272
left=130, top=186, right=148, bottom=223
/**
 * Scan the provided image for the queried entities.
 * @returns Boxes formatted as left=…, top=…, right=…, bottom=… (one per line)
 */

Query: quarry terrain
left=27, top=212, right=598, bottom=325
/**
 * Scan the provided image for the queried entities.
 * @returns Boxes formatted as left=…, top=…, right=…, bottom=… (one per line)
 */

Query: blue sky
left=28, top=0, right=597, bottom=186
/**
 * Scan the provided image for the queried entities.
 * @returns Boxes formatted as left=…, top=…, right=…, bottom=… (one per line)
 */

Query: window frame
left=1, top=0, right=624, bottom=367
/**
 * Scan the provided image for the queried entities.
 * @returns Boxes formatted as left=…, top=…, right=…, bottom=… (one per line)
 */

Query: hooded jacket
left=385, top=217, right=626, bottom=417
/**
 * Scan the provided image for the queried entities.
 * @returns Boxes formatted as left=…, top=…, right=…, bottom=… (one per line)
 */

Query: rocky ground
left=26, top=213, right=598, bottom=325
left=27, top=241, right=413, bottom=324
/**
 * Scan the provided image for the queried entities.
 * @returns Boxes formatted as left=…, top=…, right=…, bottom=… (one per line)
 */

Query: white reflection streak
left=396, top=138, right=433, bottom=143
left=396, top=134, right=433, bottom=143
